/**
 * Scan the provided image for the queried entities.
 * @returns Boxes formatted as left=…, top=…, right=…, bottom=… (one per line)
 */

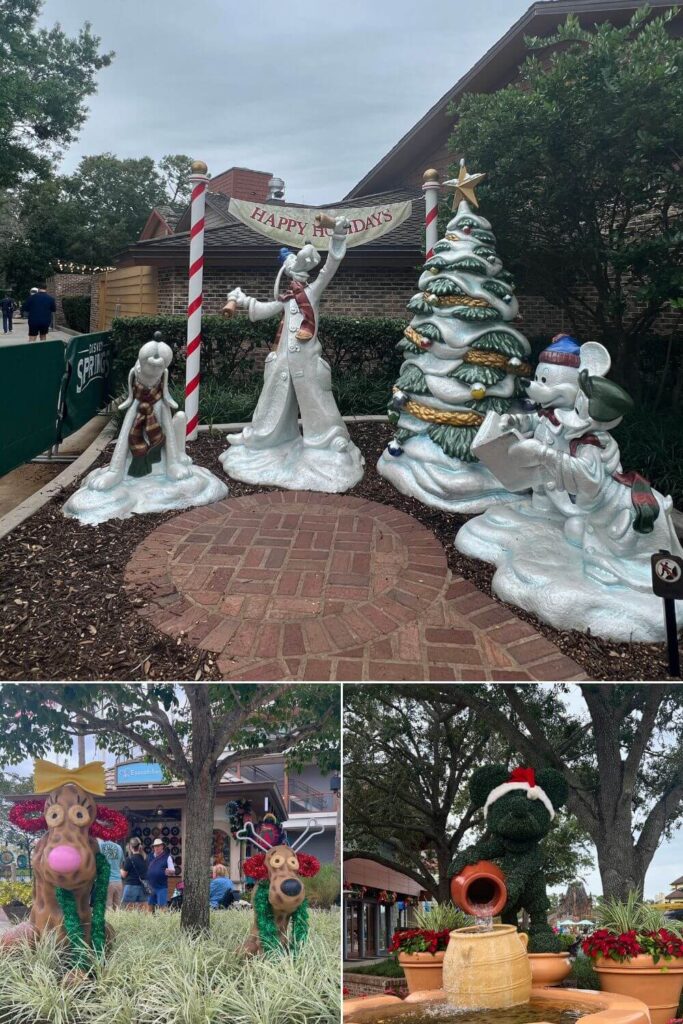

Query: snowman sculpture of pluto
left=64, top=332, right=227, bottom=525
left=455, top=334, right=683, bottom=642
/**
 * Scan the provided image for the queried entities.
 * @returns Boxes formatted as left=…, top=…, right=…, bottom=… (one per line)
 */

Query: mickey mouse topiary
left=450, top=765, right=569, bottom=953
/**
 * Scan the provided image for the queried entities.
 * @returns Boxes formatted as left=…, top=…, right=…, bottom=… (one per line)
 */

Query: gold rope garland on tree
left=463, top=350, right=533, bottom=376
left=393, top=389, right=484, bottom=426
left=423, top=293, right=490, bottom=308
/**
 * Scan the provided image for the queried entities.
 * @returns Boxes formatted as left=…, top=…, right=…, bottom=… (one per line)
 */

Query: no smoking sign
left=651, top=552, right=683, bottom=600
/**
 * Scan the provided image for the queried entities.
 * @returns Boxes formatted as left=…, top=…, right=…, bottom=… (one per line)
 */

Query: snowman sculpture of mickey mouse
left=456, top=333, right=683, bottom=642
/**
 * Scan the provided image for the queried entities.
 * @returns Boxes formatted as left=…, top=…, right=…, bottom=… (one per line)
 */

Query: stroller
left=169, top=882, right=184, bottom=912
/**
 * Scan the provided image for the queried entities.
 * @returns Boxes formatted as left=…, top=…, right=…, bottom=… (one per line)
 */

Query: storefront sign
left=116, top=762, right=164, bottom=785
left=228, top=197, right=412, bottom=250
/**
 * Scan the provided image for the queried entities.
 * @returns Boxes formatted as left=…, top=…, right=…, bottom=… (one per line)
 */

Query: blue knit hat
left=539, top=334, right=581, bottom=368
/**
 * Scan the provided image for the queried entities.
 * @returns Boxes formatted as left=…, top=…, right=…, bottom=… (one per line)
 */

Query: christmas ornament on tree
left=377, top=163, right=533, bottom=513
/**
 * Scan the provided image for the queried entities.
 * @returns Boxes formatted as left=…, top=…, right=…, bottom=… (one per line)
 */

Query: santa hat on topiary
left=483, top=766, right=556, bottom=820
left=539, top=334, right=581, bottom=368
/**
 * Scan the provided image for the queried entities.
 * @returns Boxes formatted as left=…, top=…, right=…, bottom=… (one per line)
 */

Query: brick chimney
left=208, top=167, right=274, bottom=202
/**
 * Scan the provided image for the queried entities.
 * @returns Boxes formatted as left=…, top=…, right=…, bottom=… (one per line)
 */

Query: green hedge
left=62, top=295, right=91, bottom=334
left=110, top=314, right=407, bottom=392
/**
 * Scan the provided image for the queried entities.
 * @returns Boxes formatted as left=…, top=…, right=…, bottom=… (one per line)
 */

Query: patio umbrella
left=556, top=919, right=577, bottom=926
left=577, top=919, right=594, bottom=926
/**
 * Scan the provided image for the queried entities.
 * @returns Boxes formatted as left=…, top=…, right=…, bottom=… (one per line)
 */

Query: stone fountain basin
left=343, top=986, right=651, bottom=1024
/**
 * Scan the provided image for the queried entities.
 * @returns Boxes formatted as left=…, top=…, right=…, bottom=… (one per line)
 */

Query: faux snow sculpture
left=64, top=332, right=227, bottom=524
left=377, top=163, right=533, bottom=513
left=1, top=761, right=128, bottom=974
left=450, top=765, right=569, bottom=954
left=456, top=337, right=683, bottom=641
left=237, top=820, right=323, bottom=956
left=219, top=217, right=364, bottom=492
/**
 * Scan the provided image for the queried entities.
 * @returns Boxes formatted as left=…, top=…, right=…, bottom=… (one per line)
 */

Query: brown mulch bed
left=0, top=421, right=677, bottom=681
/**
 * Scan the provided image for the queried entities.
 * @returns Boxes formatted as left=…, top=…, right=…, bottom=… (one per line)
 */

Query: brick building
left=102, top=0, right=682, bottom=337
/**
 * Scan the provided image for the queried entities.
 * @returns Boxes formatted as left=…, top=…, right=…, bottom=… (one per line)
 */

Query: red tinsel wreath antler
left=9, top=799, right=47, bottom=833
left=295, top=853, right=320, bottom=877
left=9, top=799, right=128, bottom=842
left=90, top=805, right=129, bottom=842
left=243, top=854, right=269, bottom=880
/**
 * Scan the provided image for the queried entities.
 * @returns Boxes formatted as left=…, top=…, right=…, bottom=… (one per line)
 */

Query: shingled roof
left=118, top=187, right=424, bottom=268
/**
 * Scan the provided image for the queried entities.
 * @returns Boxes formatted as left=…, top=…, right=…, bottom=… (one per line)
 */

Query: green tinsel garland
left=55, top=851, right=110, bottom=972
left=253, top=880, right=309, bottom=957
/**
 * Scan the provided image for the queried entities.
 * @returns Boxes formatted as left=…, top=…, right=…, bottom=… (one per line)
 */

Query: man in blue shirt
left=209, top=864, right=235, bottom=908
left=147, top=837, right=175, bottom=911
left=24, top=286, right=56, bottom=341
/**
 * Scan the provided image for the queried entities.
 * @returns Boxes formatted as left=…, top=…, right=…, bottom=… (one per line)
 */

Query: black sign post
left=651, top=550, right=683, bottom=678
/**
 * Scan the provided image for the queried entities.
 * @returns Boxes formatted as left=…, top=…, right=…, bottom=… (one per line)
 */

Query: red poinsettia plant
left=583, top=928, right=683, bottom=965
left=389, top=928, right=450, bottom=956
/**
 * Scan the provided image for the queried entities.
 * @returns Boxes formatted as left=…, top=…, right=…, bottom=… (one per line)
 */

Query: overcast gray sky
left=38, top=0, right=532, bottom=204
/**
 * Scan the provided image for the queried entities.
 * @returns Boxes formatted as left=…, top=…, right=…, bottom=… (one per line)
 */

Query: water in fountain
left=470, top=905, right=494, bottom=932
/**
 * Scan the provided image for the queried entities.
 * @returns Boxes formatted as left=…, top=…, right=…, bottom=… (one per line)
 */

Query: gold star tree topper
left=443, top=159, right=486, bottom=211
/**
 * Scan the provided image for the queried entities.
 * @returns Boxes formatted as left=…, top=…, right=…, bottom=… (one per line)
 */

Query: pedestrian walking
left=1, top=295, right=13, bottom=334
left=146, top=837, right=175, bottom=912
left=24, top=285, right=56, bottom=341
left=97, top=836, right=125, bottom=909
left=120, top=837, right=149, bottom=910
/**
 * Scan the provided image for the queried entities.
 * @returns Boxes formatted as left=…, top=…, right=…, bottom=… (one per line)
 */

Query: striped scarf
left=569, top=433, right=660, bottom=534
left=127, top=380, right=164, bottom=477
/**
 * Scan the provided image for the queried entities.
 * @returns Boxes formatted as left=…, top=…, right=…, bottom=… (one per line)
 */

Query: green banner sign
left=57, top=331, right=113, bottom=442
left=0, top=341, right=65, bottom=476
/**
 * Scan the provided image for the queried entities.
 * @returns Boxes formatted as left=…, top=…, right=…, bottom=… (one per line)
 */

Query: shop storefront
left=343, top=858, right=427, bottom=960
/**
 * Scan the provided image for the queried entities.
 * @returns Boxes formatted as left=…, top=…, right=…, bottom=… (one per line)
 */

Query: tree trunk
left=437, top=848, right=452, bottom=904
left=180, top=767, right=218, bottom=933
left=334, top=794, right=341, bottom=870
left=594, top=839, right=644, bottom=900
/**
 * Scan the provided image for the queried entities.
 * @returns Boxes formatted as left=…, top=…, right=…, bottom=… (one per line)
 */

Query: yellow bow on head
left=34, top=760, right=106, bottom=797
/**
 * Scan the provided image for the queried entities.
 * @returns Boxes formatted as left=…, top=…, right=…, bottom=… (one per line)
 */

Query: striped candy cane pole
left=185, top=159, right=209, bottom=440
left=422, top=168, right=440, bottom=259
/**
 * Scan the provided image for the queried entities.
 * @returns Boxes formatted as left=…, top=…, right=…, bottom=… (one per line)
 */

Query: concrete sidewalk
left=0, top=316, right=72, bottom=347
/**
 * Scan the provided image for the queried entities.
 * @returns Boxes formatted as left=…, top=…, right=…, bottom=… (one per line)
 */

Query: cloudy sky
left=38, top=0, right=533, bottom=204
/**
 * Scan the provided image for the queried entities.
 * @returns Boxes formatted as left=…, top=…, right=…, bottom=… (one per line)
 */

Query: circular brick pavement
left=125, top=492, right=585, bottom=682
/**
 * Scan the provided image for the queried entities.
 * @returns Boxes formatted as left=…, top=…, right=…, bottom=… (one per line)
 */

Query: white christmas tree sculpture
left=377, top=163, right=533, bottom=513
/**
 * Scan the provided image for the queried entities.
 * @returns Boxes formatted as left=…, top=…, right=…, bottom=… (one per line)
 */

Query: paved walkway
left=126, top=493, right=585, bottom=681
left=0, top=317, right=71, bottom=347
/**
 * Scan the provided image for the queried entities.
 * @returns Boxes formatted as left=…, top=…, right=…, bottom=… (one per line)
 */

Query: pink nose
left=47, top=845, right=82, bottom=874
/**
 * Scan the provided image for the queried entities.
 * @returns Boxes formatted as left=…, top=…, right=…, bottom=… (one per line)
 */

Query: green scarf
left=55, top=851, right=110, bottom=972
left=253, top=880, right=309, bottom=956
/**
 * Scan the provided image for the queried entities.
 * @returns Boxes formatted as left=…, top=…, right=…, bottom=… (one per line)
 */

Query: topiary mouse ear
left=535, top=768, right=568, bottom=812
left=469, top=765, right=510, bottom=809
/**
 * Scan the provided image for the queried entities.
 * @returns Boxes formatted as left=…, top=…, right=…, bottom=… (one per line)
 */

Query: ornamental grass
left=0, top=907, right=340, bottom=1024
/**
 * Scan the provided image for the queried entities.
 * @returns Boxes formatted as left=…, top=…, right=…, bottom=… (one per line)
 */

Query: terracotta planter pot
left=594, top=954, right=683, bottom=1024
left=397, top=951, right=445, bottom=994
left=450, top=860, right=507, bottom=917
left=528, top=952, right=572, bottom=986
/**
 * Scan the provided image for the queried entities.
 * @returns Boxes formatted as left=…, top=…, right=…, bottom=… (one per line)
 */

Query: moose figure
left=237, top=819, right=323, bottom=956
left=1, top=761, right=128, bottom=971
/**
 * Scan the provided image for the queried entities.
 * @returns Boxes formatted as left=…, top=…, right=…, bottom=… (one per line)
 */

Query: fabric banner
left=228, top=197, right=412, bottom=250
left=57, top=330, right=113, bottom=443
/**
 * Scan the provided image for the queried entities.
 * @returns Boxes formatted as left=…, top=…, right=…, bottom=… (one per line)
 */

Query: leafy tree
left=0, top=0, right=113, bottom=190
left=344, top=686, right=591, bottom=902
left=450, top=7, right=683, bottom=401
left=158, top=154, right=195, bottom=206
left=0, top=770, right=34, bottom=849
left=439, top=684, right=683, bottom=901
left=0, top=684, right=340, bottom=933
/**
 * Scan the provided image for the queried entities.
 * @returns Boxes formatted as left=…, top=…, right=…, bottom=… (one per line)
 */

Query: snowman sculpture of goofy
left=456, top=334, right=683, bottom=641
left=219, top=217, right=365, bottom=492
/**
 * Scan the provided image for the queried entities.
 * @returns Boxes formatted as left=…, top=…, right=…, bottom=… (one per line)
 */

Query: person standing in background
left=120, top=836, right=149, bottom=911
left=97, top=835, right=125, bottom=909
left=1, top=295, right=13, bottom=334
left=146, top=836, right=175, bottom=912
left=24, top=285, right=56, bottom=341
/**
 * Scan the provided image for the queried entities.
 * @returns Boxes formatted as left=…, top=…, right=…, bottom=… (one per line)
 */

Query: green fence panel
left=57, top=331, right=113, bottom=442
left=0, top=341, right=66, bottom=476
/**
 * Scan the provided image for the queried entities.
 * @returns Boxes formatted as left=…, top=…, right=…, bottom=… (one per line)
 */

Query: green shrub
left=0, top=881, right=32, bottom=907
left=62, top=295, right=91, bottom=334
left=303, top=864, right=340, bottom=910
left=347, top=957, right=405, bottom=977
left=110, top=314, right=406, bottom=393
left=569, top=953, right=600, bottom=990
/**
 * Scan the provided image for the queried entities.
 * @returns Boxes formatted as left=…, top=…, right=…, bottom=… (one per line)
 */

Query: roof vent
left=267, top=176, right=285, bottom=201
